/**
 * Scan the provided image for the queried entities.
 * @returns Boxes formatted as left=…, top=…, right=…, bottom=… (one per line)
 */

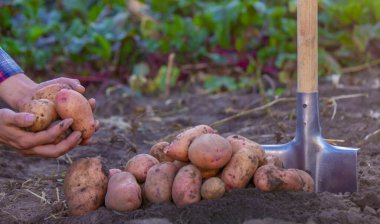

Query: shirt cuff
left=0, top=47, right=24, bottom=83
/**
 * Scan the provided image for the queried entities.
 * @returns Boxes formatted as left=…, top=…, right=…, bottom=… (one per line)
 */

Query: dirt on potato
left=1, top=70, right=380, bottom=224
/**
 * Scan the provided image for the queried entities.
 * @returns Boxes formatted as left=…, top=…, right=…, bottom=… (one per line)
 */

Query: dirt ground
left=0, top=70, right=380, bottom=224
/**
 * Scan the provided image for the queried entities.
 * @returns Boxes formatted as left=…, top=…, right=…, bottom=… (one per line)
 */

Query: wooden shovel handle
left=297, top=0, right=318, bottom=93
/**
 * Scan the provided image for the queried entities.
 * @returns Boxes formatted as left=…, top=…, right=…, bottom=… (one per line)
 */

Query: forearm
left=0, top=73, right=37, bottom=111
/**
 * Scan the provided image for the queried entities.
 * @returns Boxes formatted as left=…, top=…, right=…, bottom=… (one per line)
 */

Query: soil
left=1, top=71, right=380, bottom=224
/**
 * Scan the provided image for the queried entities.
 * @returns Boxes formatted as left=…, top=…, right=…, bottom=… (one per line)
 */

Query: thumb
left=8, top=112, right=36, bottom=128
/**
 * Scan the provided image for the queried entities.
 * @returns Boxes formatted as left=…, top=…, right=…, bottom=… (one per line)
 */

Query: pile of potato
left=63, top=124, right=314, bottom=216
left=21, top=83, right=96, bottom=141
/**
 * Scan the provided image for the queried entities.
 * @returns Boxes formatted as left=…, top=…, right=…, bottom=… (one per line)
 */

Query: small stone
left=363, top=206, right=376, bottom=216
left=377, top=208, right=380, bottom=218
left=348, top=207, right=361, bottom=213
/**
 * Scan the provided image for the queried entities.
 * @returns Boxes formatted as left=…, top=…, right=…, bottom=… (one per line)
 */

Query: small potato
left=144, top=162, right=177, bottom=203
left=149, top=142, right=174, bottom=162
left=64, top=157, right=108, bottom=216
left=261, top=155, right=284, bottom=168
left=108, top=168, right=122, bottom=178
left=199, top=168, right=220, bottom=179
left=124, top=154, right=159, bottom=183
left=21, top=99, right=58, bottom=132
left=172, top=164, right=202, bottom=207
left=33, top=83, right=71, bottom=103
left=105, top=172, right=142, bottom=212
left=201, top=177, right=225, bottom=200
left=221, top=147, right=260, bottom=191
left=188, top=134, right=232, bottom=170
left=47, top=120, right=73, bottom=144
left=254, top=164, right=314, bottom=192
left=55, top=89, right=96, bottom=139
left=164, top=125, right=216, bottom=161
left=226, top=135, right=265, bottom=164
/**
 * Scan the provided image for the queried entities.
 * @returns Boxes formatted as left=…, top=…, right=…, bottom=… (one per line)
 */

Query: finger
left=50, top=77, right=85, bottom=94
left=88, top=98, right=96, bottom=112
left=1, top=110, right=36, bottom=128
left=22, top=118, right=74, bottom=147
left=80, top=137, right=92, bottom=146
left=20, top=131, right=82, bottom=158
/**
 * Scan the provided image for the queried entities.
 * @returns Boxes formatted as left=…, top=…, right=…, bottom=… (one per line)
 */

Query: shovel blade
left=263, top=142, right=358, bottom=193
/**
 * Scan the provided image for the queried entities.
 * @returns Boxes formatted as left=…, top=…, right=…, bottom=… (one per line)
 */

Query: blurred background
left=0, top=0, right=379, bottom=96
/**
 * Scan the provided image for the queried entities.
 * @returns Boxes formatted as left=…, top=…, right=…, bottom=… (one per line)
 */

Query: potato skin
left=33, top=83, right=71, bottom=103
left=261, top=155, right=284, bottom=168
left=199, top=168, right=220, bottom=179
left=164, top=125, right=216, bottom=162
left=63, top=157, right=108, bottom=216
left=172, top=164, right=202, bottom=207
left=144, top=162, right=177, bottom=203
left=221, top=147, right=260, bottom=191
left=105, top=172, right=142, bottom=212
left=149, top=142, right=174, bottom=162
left=201, top=177, right=225, bottom=200
left=55, top=89, right=96, bottom=139
left=253, top=164, right=314, bottom=192
left=21, top=99, right=58, bottom=132
left=226, top=135, right=265, bottom=164
left=124, top=154, right=159, bottom=183
left=188, top=134, right=232, bottom=170
left=108, top=168, right=122, bottom=178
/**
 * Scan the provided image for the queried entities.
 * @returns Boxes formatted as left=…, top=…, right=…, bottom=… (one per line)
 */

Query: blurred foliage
left=0, top=0, right=379, bottom=94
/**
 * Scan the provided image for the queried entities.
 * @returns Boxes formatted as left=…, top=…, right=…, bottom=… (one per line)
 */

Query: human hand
left=0, top=108, right=82, bottom=158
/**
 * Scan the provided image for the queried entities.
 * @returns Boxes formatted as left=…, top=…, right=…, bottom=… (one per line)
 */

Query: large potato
left=105, top=172, right=142, bottom=212
left=226, top=135, right=265, bottom=164
left=254, top=164, right=314, bottom=192
left=144, top=162, right=177, bottom=203
left=55, top=89, right=96, bottom=139
left=149, top=141, right=174, bottom=162
left=172, top=164, right=202, bottom=207
left=221, top=147, right=260, bottom=191
left=188, top=134, right=232, bottom=170
left=201, top=177, right=225, bottom=200
left=33, top=83, right=71, bottom=103
left=63, top=157, right=108, bottom=216
left=21, top=99, right=58, bottom=132
left=164, top=125, right=215, bottom=161
left=124, top=154, right=159, bottom=183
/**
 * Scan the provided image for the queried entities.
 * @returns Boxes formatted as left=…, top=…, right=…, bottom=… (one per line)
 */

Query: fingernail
left=25, top=114, right=35, bottom=123
left=66, top=118, right=74, bottom=126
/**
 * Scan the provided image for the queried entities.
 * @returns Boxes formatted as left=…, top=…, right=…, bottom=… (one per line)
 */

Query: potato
left=221, top=147, right=260, bottom=191
left=144, top=162, right=177, bottom=203
left=188, top=134, right=232, bottom=170
left=173, top=160, right=188, bottom=170
left=201, top=177, right=225, bottom=200
left=149, top=142, right=174, bottom=162
left=47, top=120, right=73, bottom=144
left=21, top=99, right=58, bottom=132
left=261, top=155, right=284, bottom=168
left=108, top=168, right=122, bottom=178
left=253, top=164, right=314, bottom=192
left=164, top=125, right=216, bottom=161
left=172, top=164, right=202, bottom=207
left=105, top=172, right=142, bottom=212
left=199, top=168, right=220, bottom=179
left=55, top=89, right=96, bottom=139
left=124, top=154, right=159, bottom=183
left=63, top=157, right=108, bottom=216
left=33, top=83, right=71, bottom=102
left=226, top=135, right=265, bottom=164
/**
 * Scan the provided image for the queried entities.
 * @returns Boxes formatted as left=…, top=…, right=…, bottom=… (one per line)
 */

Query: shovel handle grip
left=297, top=0, right=318, bottom=93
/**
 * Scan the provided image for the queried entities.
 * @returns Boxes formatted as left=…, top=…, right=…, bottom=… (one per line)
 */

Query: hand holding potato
left=0, top=108, right=82, bottom=158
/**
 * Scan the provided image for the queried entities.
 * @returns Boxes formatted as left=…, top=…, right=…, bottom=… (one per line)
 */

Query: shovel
left=262, top=0, right=358, bottom=193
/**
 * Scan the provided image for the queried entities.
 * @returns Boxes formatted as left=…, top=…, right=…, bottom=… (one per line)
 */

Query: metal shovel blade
left=262, top=93, right=358, bottom=193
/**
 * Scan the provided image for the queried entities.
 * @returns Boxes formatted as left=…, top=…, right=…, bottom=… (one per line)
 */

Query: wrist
left=0, top=73, right=37, bottom=111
